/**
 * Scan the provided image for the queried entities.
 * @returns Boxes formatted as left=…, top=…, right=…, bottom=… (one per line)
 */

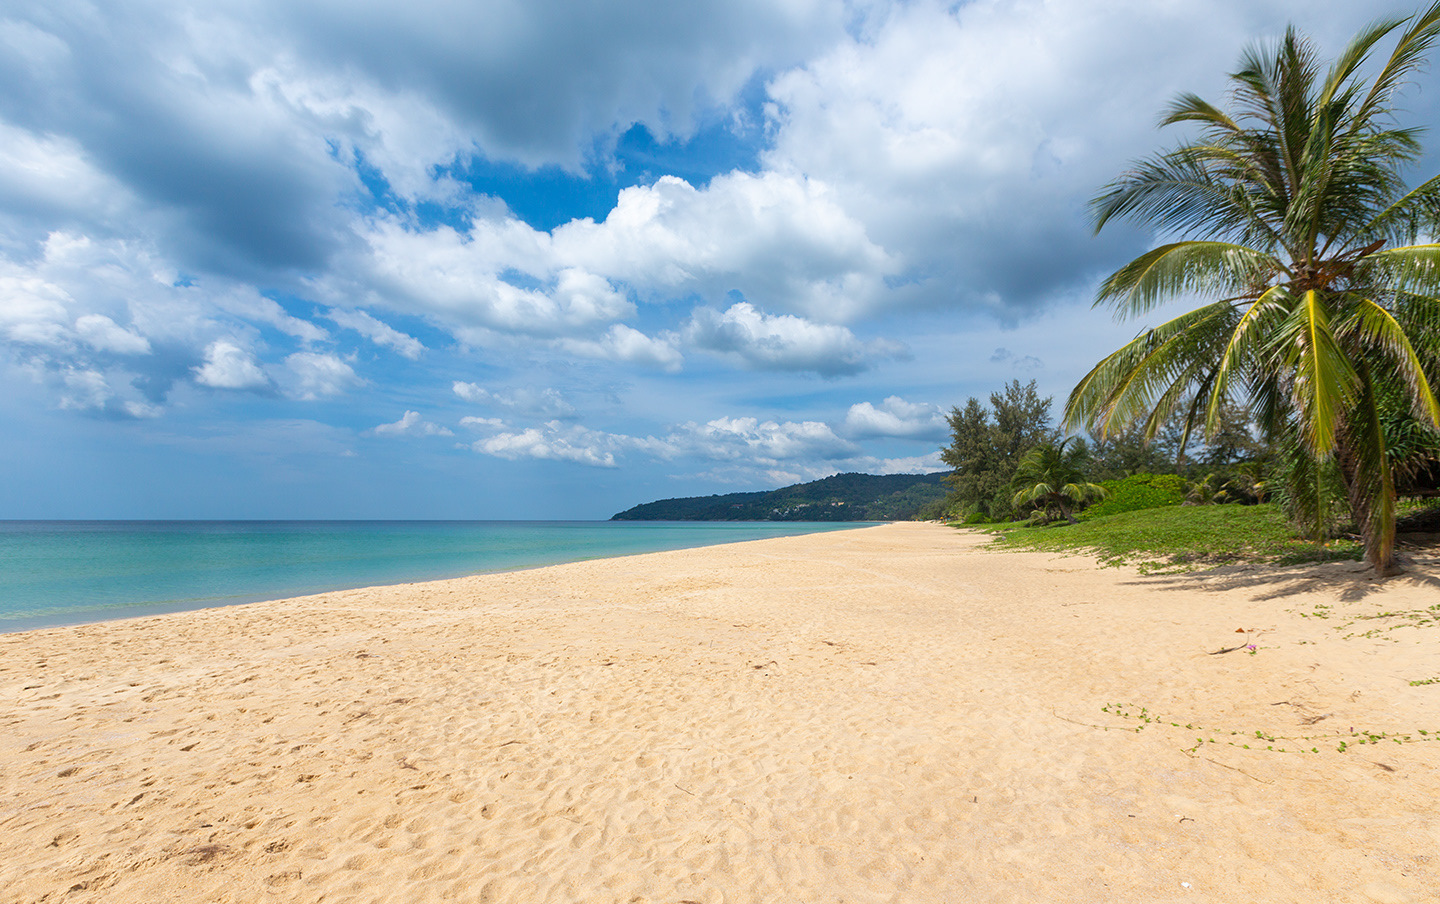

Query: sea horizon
left=0, top=519, right=878, bottom=633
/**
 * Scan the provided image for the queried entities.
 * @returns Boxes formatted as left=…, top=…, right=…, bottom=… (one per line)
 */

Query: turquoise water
left=0, top=521, right=874, bottom=632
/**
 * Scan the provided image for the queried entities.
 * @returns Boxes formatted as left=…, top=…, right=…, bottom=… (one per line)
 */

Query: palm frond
left=1207, top=285, right=1291, bottom=429
left=1273, top=290, right=1359, bottom=454
left=1341, top=295, right=1440, bottom=427
left=1354, top=1, right=1440, bottom=128
left=1095, top=241, right=1281, bottom=317
left=1359, top=172, right=1440, bottom=242
left=1360, top=244, right=1440, bottom=296
left=1065, top=301, right=1237, bottom=435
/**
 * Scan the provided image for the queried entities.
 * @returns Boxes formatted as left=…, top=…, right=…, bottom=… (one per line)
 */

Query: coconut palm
left=1010, top=438, right=1106, bottom=524
left=1066, top=4, right=1440, bottom=574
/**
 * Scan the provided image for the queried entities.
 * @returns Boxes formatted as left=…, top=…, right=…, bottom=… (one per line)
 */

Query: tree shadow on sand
left=1122, top=536, right=1440, bottom=604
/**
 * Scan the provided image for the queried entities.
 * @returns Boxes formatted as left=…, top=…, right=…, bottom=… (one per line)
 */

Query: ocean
left=0, top=520, right=875, bottom=633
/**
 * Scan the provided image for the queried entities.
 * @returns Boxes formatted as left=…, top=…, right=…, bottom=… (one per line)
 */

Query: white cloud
left=558, top=324, right=683, bottom=372
left=327, top=219, right=633, bottom=338
left=683, top=302, right=904, bottom=376
left=373, top=409, right=452, bottom=437
left=210, top=287, right=328, bottom=344
left=669, top=415, right=858, bottom=463
left=194, top=340, right=271, bottom=390
left=0, top=121, right=133, bottom=229
left=858, top=452, right=946, bottom=475
left=57, top=367, right=112, bottom=411
left=280, top=352, right=361, bottom=400
left=843, top=396, right=947, bottom=440
left=74, top=314, right=151, bottom=355
left=0, top=270, right=72, bottom=347
left=326, top=308, right=423, bottom=359
left=554, top=172, right=894, bottom=321
left=459, top=412, right=861, bottom=472
left=464, top=419, right=663, bottom=468
left=473, top=428, right=618, bottom=468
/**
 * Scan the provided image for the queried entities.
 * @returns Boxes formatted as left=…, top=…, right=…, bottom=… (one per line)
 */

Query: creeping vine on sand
left=1096, top=703, right=1437, bottom=755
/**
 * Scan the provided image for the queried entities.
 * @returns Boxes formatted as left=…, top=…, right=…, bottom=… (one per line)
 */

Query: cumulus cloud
left=193, top=340, right=271, bottom=390
left=47, top=362, right=194, bottom=419
left=326, top=308, right=423, bottom=359
left=74, top=314, right=151, bottom=355
left=464, top=419, right=663, bottom=468
left=372, top=410, right=452, bottom=437
left=667, top=416, right=858, bottom=463
left=0, top=120, right=134, bottom=230
left=843, top=396, right=947, bottom=440
left=326, top=220, right=633, bottom=339
left=0, top=232, right=355, bottom=418
left=554, top=172, right=895, bottom=320
left=683, top=302, right=904, bottom=376
left=458, top=412, right=860, bottom=472
left=57, top=367, right=113, bottom=411
left=280, top=352, right=361, bottom=400
left=558, top=324, right=683, bottom=372
left=856, top=452, right=946, bottom=475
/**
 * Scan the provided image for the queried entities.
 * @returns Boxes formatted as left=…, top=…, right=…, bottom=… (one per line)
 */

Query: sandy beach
left=2, top=522, right=1438, bottom=903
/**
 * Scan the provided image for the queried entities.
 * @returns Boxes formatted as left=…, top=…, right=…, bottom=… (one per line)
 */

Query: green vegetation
left=610, top=472, right=949, bottom=522
left=986, top=503, right=1362, bottom=573
left=1009, top=438, right=1106, bottom=524
left=1067, top=5, right=1440, bottom=575
left=938, top=380, right=1058, bottom=521
left=1080, top=473, right=1186, bottom=520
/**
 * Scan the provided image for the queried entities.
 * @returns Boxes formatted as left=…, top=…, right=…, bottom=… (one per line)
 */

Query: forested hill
left=610, top=472, right=950, bottom=522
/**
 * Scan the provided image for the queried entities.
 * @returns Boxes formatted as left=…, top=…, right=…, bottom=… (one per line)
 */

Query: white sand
left=2, top=522, right=1438, bottom=903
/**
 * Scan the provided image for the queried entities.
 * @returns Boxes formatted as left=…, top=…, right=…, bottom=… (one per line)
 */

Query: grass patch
left=981, top=503, right=1363, bottom=573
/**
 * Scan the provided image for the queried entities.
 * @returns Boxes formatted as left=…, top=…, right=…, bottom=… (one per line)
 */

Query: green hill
left=610, top=472, right=950, bottom=522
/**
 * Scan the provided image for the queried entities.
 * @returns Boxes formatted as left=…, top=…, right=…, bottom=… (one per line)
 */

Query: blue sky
left=3, top=0, right=1437, bottom=519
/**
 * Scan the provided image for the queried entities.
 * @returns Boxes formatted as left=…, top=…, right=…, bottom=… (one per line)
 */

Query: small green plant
left=1099, top=703, right=1437, bottom=756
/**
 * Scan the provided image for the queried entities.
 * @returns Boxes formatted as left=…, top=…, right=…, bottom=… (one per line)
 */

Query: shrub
left=1081, top=473, right=1186, bottom=520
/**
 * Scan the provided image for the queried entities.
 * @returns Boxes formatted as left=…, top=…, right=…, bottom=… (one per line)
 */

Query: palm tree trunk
left=1336, top=379, right=1399, bottom=576
left=1058, top=499, right=1077, bottom=524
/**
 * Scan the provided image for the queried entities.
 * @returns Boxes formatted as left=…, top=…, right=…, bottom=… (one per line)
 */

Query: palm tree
left=1010, top=439, right=1107, bottom=524
left=1066, top=4, right=1440, bottom=574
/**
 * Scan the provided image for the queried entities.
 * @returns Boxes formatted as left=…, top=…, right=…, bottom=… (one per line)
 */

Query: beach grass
left=978, top=502, right=1364, bottom=573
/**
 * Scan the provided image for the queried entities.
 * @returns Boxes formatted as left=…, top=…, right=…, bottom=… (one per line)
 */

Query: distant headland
left=610, top=472, right=949, bottom=521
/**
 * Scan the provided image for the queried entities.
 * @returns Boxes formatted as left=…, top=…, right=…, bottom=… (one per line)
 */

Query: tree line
left=929, top=379, right=1269, bottom=524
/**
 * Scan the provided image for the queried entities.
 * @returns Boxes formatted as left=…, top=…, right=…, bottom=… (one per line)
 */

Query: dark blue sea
left=0, top=520, right=876, bottom=632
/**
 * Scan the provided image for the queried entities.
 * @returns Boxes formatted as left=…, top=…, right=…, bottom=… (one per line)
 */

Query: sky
left=3, top=0, right=1438, bottom=519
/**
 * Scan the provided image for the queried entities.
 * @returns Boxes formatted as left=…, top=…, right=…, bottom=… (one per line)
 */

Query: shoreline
left=0, top=520, right=881, bottom=635
left=3, top=522, right=1438, bottom=903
